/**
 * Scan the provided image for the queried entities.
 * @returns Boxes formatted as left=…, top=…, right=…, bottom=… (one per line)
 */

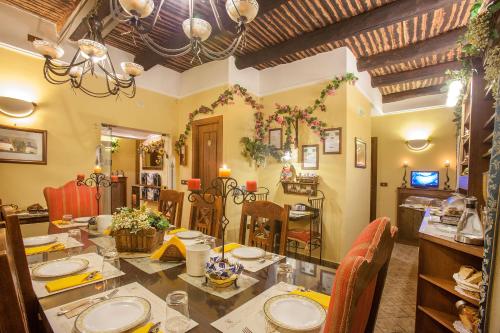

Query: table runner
left=178, top=273, right=259, bottom=300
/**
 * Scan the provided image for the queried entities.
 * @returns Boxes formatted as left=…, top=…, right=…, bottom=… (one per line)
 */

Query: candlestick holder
left=444, top=165, right=451, bottom=190
left=77, top=172, right=113, bottom=215
left=188, top=177, right=256, bottom=261
left=401, top=164, right=408, bottom=188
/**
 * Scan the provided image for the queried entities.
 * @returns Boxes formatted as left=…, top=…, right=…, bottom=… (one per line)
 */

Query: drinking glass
left=165, top=291, right=190, bottom=333
left=67, top=229, right=82, bottom=256
left=276, top=263, right=294, bottom=290
left=101, top=248, right=120, bottom=291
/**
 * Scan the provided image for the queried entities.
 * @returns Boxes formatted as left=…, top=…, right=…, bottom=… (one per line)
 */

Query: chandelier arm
left=140, top=34, right=191, bottom=52
left=109, top=0, right=130, bottom=21
left=44, top=66, right=73, bottom=85
left=208, top=0, right=224, bottom=32
left=140, top=35, right=192, bottom=58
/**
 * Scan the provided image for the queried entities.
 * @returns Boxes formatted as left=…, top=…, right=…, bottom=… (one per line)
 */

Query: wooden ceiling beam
left=372, top=61, right=462, bottom=88
left=69, top=0, right=111, bottom=41
left=382, top=84, right=446, bottom=103
left=358, top=28, right=465, bottom=72
left=234, top=0, right=458, bottom=69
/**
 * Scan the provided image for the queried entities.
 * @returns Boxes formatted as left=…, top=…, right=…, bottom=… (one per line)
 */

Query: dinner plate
left=176, top=230, right=203, bottom=239
left=231, top=246, right=265, bottom=260
left=32, top=258, right=90, bottom=278
left=23, top=235, right=57, bottom=247
left=264, top=294, right=326, bottom=331
left=75, top=296, right=151, bottom=333
left=73, top=217, right=92, bottom=223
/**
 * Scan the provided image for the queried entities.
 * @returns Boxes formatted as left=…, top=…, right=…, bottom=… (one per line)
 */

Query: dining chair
left=158, top=189, right=185, bottom=228
left=188, top=194, right=223, bottom=238
left=239, top=201, right=291, bottom=255
left=43, top=180, right=98, bottom=221
left=254, top=186, right=270, bottom=201
left=323, top=217, right=397, bottom=333
left=4, top=214, right=44, bottom=332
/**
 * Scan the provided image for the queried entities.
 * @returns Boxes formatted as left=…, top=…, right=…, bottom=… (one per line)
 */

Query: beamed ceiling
left=2, top=0, right=473, bottom=102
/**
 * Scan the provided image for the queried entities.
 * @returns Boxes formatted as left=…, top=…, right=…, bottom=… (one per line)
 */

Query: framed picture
left=269, top=128, right=282, bottom=150
left=323, top=127, right=341, bottom=154
left=355, top=137, right=367, bottom=169
left=319, top=270, right=335, bottom=294
left=300, top=261, right=317, bottom=276
left=302, top=144, right=319, bottom=170
left=0, top=125, right=47, bottom=164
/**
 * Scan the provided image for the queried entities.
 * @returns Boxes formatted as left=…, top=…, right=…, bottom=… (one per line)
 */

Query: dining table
left=37, top=226, right=336, bottom=333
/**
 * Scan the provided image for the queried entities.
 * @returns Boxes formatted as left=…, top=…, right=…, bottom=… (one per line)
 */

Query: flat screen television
left=410, top=171, right=439, bottom=188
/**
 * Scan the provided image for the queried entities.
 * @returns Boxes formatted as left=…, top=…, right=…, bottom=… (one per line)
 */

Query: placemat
left=125, top=257, right=184, bottom=274
left=31, top=253, right=125, bottom=298
left=221, top=252, right=285, bottom=273
left=26, top=233, right=83, bottom=257
left=178, top=273, right=259, bottom=300
left=44, top=282, right=199, bottom=333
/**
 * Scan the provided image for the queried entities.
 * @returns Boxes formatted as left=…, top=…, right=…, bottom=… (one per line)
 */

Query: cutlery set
left=57, top=289, right=119, bottom=318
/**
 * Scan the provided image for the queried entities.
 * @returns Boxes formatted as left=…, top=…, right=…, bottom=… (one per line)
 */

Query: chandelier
left=110, top=0, right=259, bottom=63
left=32, top=6, right=144, bottom=98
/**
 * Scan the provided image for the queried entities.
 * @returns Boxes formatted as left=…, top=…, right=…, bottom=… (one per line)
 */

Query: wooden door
left=192, top=116, right=223, bottom=189
left=370, top=137, right=378, bottom=221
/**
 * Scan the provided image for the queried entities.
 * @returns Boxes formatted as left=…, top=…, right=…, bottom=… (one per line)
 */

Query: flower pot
left=114, top=228, right=165, bottom=253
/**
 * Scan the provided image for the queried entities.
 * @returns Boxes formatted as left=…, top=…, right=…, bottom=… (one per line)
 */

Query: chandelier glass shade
left=110, top=0, right=259, bottom=63
left=33, top=14, right=143, bottom=98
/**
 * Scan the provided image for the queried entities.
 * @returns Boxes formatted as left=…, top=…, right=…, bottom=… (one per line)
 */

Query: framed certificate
left=323, top=127, right=341, bottom=154
left=269, top=128, right=282, bottom=149
left=302, top=144, right=319, bottom=170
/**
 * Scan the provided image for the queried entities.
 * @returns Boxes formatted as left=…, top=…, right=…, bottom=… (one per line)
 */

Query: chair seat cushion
left=287, top=229, right=320, bottom=243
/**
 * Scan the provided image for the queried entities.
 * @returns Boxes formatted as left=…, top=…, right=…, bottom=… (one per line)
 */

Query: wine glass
left=276, top=263, right=294, bottom=291
left=165, top=291, right=190, bottom=333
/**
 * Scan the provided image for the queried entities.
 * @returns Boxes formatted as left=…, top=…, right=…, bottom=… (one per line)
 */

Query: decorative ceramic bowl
left=205, top=256, right=243, bottom=289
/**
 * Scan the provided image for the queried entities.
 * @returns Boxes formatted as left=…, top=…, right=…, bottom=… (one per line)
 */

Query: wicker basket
left=114, top=228, right=165, bottom=253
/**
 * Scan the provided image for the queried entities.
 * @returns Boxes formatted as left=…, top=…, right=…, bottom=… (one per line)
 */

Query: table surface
left=39, top=227, right=335, bottom=333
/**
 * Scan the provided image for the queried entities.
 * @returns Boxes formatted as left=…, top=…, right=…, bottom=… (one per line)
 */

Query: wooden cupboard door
left=192, top=116, right=223, bottom=190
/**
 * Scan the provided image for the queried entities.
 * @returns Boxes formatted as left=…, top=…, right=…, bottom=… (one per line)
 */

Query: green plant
left=240, top=137, right=283, bottom=167
left=111, top=138, right=120, bottom=153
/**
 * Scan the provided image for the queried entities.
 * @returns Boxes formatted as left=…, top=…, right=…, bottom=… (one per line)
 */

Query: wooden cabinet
left=111, top=177, right=127, bottom=212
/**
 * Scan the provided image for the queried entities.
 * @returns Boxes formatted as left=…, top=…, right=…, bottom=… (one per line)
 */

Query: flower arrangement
left=205, top=256, right=244, bottom=288
left=140, top=139, right=166, bottom=165
left=111, top=206, right=169, bottom=234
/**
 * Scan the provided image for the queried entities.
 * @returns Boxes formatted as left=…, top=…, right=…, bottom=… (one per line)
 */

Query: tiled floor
left=375, top=243, right=419, bottom=333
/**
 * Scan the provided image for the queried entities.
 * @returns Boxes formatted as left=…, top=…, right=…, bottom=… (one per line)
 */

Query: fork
left=57, top=289, right=119, bottom=316
left=242, top=327, right=253, bottom=333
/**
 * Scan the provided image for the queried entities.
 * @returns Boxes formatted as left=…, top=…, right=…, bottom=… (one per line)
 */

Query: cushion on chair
left=287, top=229, right=317, bottom=243
left=323, top=217, right=395, bottom=333
left=43, top=181, right=98, bottom=221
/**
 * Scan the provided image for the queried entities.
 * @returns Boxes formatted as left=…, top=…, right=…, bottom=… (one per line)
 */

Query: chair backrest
left=239, top=201, right=290, bottom=255
left=43, top=180, right=98, bottom=221
left=254, top=187, right=270, bottom=201
left=188, top=194, right=223, bottom=238
left=323, top=217, right=397, bottom=333
left=308, top=190, right=325, bottom=233
left=158, top=189, right=184, bottom=228
left=4, top=215, right=40, bottom=332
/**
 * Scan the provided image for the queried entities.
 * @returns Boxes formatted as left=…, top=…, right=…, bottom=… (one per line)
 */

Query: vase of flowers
left=111, top=206, right=169, bottom=253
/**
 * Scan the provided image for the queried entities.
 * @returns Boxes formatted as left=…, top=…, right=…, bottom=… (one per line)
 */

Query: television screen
left=411, top=171, right=439, bottom=188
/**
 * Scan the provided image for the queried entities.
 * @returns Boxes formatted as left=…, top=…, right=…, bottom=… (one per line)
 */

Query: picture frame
left=0, top=125, right=47, bottom=164
left=268, top=128, right=283, bottom=150
left=355, top=137, right=367, bottom=169
left=302, top=144, right=319, bottom=170
left=300, top=261, right=317, bottom=276
left=323, top=127, right=342, bottom=154
left=319, top=269, right=335, bottom=294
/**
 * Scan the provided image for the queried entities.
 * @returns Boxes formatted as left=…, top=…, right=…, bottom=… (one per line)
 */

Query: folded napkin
left=291, top=289, right=331, bottom=309
left=45, top=272, right=103, bottom=293
left=168, top=228, right=188, bottom=235
left=150, top=236, right=186, bottom=261
left=214, top=243, right=242, bottom=253
left=103, top=228, right=111, bottom=236
left=132, top=322, right=164, bottom=333
left=25, top=242, right=65, bottom=256
left=52, top=220, right=70, bottom=226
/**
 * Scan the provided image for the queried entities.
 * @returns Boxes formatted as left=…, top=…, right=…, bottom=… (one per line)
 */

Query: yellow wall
left=372, top=108, right=457, bottom=224
left=111, top=137, right=137, bottom=207
left=0, top=46, right=178, bottom=207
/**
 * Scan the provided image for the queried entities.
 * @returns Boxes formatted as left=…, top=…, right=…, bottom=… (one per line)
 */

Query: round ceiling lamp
left=0, top=96, right=37, bottom=118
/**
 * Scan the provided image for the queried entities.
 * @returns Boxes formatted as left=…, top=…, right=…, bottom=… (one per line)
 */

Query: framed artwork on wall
left=300, top=261, right=317, bottom=276
left=269, top=128, right=283, bottom=150
left=355, top=137, right=367, bottom=169
left=0, top=125, right=47, bottom=164
left=302, top=144, right=319, bottom=170
left=319, top=269, right=335, bottom=294
left=323, top=127, right=342, bottom=154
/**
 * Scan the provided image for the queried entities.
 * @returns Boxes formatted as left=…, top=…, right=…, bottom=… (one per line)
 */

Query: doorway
left=370, top=137, right=378, bottom=221
left=192, top=116, right=223, bottom=189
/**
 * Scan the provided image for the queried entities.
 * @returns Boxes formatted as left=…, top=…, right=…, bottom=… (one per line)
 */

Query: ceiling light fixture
left=32, top=3, right=144, bottom=99
left=109, top=0, right=259, bottom=64
left=0, top=96, right=36, bottom=118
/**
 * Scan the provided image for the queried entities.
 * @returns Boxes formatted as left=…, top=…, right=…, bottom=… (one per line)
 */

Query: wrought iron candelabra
left=77, top=172, right=112, bottom=215
left=188, top=177, right=256, bottom=260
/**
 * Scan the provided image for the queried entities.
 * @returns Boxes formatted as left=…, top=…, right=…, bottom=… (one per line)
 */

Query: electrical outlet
left=380, top=182, right=388, bottom=187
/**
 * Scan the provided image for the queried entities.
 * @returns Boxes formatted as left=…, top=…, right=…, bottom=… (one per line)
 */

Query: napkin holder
left=157, top=236, right=186, bottom=262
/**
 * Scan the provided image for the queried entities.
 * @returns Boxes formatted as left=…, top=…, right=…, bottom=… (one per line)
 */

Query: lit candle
left=77, top=173, right=85, bottom=181
left=93, top=165, right=102, bottom=174
left=444, top=160, right=450, bottom=167
left=188, top=178, right=201, bottom=191
left=111, top=175, right=119, bottom=183
left=218, top=165, right=231, bottom=178
left=246, top=180, right=257, bottom=192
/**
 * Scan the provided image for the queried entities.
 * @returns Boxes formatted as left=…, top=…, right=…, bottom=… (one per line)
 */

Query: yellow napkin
left=45, top=272, right=103, bottom=293
left=214, top=243, right=241, bottom=253
left=132, top=322, right=164, bottom=333
left=290, top=289, right=331, bottom=309
left=25, top=242, right=65, bottom=256
left=150, top=236, right=186, bottom=260
left=103, top=228, right=111, bottom=236
left=168, top=228, right=188, bottom=235
left=52, top=220, right=70, bottom=226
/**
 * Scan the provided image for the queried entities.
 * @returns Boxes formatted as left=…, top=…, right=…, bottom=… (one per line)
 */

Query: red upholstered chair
left=323, top=217, right=397, bottom=333
left=43, top=180, right=98, bottom=222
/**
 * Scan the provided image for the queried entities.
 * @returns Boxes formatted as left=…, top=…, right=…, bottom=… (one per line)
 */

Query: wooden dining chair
left=188, top=194, right=223, bottom=238
left=43, top=180, right=98, bottom=221
left=4, top=214, right=44, bottom=332
left=239, top=201, right=291, bottom=255
left=158, top=189, right=184, bottom=228
left=323, top=217, right=397, bottom=333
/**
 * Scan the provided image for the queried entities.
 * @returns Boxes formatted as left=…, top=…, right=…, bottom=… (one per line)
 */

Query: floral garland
left=140, top=139, right=166, bottom=164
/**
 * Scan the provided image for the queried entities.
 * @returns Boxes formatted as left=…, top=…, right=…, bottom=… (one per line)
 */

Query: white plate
left=32, top=258, right=90, bottom=278
left=231, top=247, right=265, bottom=260
left=23, top=235, right=57, bottom=247
left=264, top=295, right=326, bottom=331
left=75, top=296, right=151, bottom=333
left=176, top=230, right=203, bottom=239
left=73, top=217, right=92, bottom=223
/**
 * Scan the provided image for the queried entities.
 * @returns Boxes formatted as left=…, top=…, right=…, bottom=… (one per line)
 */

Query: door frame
left=370, top=137, right=378, bottom=221
left=191, top=116, right=223, bottom=179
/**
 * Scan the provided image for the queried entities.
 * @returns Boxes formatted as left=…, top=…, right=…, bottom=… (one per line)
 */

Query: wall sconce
left=406, top=139, right=431, bottom=151
left=401, top=161, right=409, bottom=188
left=0, top=96, right=36, bottom=118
